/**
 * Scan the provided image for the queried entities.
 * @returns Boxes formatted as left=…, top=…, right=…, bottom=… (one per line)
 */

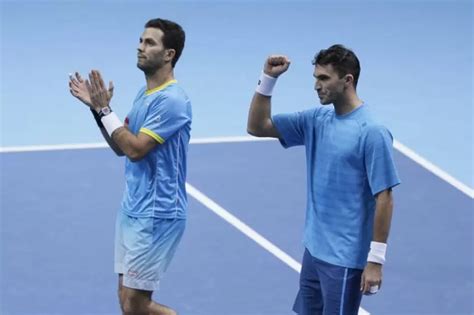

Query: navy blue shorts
left=293, top=249, right=363, bottom=315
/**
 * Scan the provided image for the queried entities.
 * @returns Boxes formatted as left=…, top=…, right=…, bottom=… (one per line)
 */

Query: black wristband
left=90, top=109, right=104, bottom=128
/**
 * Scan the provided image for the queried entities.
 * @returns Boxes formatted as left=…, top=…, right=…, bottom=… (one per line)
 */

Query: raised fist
left=263, top=55, right=291, bottom=78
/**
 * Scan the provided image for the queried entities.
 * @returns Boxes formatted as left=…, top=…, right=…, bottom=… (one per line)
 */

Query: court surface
left=1, top=138, right=472, bottom=315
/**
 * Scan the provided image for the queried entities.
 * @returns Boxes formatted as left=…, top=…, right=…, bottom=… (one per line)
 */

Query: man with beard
left=247, top=45, right=400, bottom=314
left=69, top=18, right=191, bottom=315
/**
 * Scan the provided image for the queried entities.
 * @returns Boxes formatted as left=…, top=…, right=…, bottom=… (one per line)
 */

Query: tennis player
left=247, top=45, right=400, bottom=314
left=69, top=18, right=191, bottom=315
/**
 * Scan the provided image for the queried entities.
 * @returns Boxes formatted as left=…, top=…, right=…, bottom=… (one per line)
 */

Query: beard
left=318, top=93, right=335, bottom=105
left=137, top=51, right=166, bottom=75
left=137, top=59, right=164, bottom=76
left=319, top=97, right=333, bottom=105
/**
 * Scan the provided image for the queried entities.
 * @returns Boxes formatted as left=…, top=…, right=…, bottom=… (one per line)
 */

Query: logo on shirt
left=127, top=270, right=139, bottom=278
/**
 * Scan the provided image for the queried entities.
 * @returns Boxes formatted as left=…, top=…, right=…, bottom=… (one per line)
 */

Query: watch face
left=101, top=107, right=111, bottom=115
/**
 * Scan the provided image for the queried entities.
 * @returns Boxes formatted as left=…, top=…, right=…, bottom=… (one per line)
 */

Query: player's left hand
left=360, top=262, right=382, bottom=295
left=86, top=70, right=114, bottom=112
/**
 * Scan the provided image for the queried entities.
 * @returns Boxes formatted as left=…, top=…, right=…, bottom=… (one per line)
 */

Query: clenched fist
left=263, top=55, right=291, bottom=78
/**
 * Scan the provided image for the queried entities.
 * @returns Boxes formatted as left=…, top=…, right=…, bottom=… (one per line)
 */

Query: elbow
left=127, top=150, right=146, bottom=162
left=247, top=125, right=263, bottom=137
left=247, top=127, right=257, bottom=137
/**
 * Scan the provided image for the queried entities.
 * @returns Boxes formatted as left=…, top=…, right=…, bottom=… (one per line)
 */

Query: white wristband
left=101, top=112, right=123, bottom=137
left=255, top=72, right=277, bottom=96
left=367, top=241, right=387, bottom=264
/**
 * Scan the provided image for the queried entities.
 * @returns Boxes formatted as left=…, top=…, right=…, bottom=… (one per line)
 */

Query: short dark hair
left=312, top=44, right=361, bottom=88
left=145, top=18, right=185, bottom=68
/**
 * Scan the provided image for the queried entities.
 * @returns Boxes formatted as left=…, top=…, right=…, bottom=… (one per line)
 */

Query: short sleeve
left=139, top=95, right=190, bottom=144
left=272, top=111, right=307, bottom=148
left=364, top=125, right=401, bottom=195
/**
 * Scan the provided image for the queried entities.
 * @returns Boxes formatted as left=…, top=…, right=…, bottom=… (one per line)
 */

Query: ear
left=344, top=74, right=354, bottom=87
left=165, top=49, right=176, bottom=63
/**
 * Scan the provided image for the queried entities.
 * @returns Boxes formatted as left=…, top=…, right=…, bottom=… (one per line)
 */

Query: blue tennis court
left=1, top=138, right=472, bottom=314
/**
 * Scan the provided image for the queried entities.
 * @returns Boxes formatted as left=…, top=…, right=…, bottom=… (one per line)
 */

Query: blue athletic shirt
left=121, top=80, right=192, bottom=219
left=272, top=104, right=400, bottom=269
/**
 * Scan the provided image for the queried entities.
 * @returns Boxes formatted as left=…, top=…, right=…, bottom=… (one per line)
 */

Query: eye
left=145, top=39, right=156, bottom=46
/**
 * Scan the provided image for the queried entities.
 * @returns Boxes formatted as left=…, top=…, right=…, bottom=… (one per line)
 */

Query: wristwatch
left=98, top=106, right=112, bottom=118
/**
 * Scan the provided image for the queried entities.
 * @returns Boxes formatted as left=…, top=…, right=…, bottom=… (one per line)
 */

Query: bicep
left=375, top=188, right=393, bottom=206
left=136, top=131, right=160, bottom=155
left=114, top=128, right=159, bottom=161
left=260, top=118, right=281, bottom=138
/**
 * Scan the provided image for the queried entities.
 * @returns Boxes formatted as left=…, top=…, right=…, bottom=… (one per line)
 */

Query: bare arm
left=69, top=72, right=124, bottom=156
left=108, top=127, right=158, bottom=162
left=247, top=55, right=291, bottom=138
left=98, top=120, right=125, bottom=156
left=247, top=93, right=279, bottom=138
left=86, top=70, right=159, bottom=161
left=373, top=189, right=394, bottom=243
left=361, top=188, right=394, bottom=295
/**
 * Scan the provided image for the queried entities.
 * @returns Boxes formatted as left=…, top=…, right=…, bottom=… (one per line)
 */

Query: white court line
left=0, top=136, right=273, bottom=153
left=393, top=140, right=474, bottom=198
left=0, top=142, right=108, bottom=153
left=190, top=136, right=275, bottom=144
left=1, top=135, right=472, bottom=199
left=186, top=182, right=370, bottom=315
left=186, top=182, right=302, bottom=273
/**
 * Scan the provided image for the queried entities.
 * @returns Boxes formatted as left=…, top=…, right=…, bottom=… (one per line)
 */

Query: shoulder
left=302, top=106, right=333, bottom=126
left=158, top=84, right=190, bottom=107
left=134, top=86, right=147, bottom=101
left=299, top=106, right=332, bottom=119
left=316, top=105, right=334, bottom=119
left=138, top=86, right=147, bottom=94
left=349, top=105, right=389, bottom=136
left=147, top=84, right=186, bottom=105
left=362, top=123, right=393, bottom=145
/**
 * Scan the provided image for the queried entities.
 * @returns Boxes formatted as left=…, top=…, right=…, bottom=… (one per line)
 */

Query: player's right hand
left=263, top=55, right=291, bottom=78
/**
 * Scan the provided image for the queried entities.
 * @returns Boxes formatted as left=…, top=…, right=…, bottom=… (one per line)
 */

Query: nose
left=315, top=81, right=321, bottom=92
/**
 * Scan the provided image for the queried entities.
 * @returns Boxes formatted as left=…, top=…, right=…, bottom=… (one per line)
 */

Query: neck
left=333, top=91, right=363, bottom=115
left=145, top=66, right=175, bottom=91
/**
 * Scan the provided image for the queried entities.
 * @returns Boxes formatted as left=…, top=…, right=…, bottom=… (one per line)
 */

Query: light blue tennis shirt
left=273, top=104, right=400, bottom=269
left=121, top=80, right=192, bottom=219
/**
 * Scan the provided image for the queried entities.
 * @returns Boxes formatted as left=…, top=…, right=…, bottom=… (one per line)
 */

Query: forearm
left=372, top=190, right=394, bottom=243
left=90, top=109, right=124, bottom=156
left=99, top=127, right=124, bottom=156
left=362, top=189, right=394, bottom=293
left=110, top=128, right=146, bottom=161
left=247, top=93, right=273, bottom=136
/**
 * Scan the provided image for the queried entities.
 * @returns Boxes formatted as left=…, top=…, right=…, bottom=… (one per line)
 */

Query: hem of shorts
left=303, top=241, right=365, bottom=270
left=121, top=208, right=187, bottom=219
left=123, top=276, right=160, bottom=291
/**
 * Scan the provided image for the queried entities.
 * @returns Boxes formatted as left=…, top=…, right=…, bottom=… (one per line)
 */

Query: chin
left=137, top=63, right=151, bottom=73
